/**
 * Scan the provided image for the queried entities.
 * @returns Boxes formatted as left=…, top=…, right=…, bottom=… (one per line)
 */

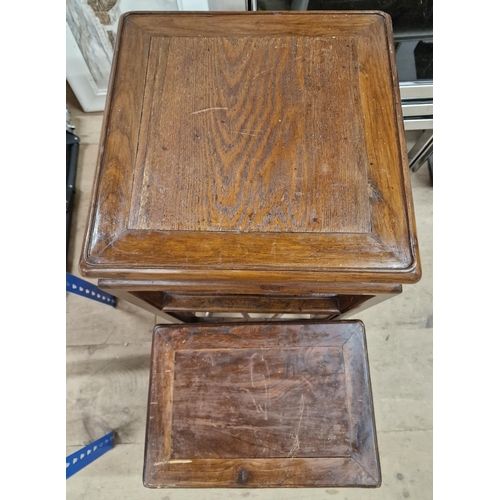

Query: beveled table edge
left=79, top=10, right=421, bottom=286
left=144, top=321, right=381, bottom=488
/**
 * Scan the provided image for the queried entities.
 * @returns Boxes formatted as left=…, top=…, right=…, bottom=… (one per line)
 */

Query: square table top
left=80, top=11, right=420, bottom=288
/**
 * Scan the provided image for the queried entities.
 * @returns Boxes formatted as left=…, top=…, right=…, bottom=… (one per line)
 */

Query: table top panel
left=129, top=34, right=371, bottom=235
left=144, top=321, right=381, bottom=487
left=80, top=12, right=420, bottom=285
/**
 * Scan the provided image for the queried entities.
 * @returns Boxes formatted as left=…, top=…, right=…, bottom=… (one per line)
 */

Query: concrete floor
left=66, top=84, right=432, bottom=500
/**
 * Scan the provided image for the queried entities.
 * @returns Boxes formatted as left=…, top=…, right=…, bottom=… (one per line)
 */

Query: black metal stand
left=66, top=130, right=79, bottom=260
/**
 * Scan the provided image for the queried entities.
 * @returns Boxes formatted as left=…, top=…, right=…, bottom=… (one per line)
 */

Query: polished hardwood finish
left=80, top=12, right=420, bottom=293
left=144, top=321, right=380, bottom=488
left=79, top=11, right=420, bottom=321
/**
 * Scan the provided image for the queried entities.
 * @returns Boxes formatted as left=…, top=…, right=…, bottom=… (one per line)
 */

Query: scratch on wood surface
left=241, top=128, right=264, bottom=134
left=250, top=353, right=258, bottom=385
left=300, top=376, right=315, bottom=392
left=190, top=107, right=228, bottom=115
left=252, top=68, right=272, bottom=79
left=248, top=353, right=270, bottom=420
left=167, top=459, right=193, bottom=464
left=263, top=355, right=271, bottom=419
left=236, top=242, right=250, bottom=258
left=243, top=387, right=262, bottom=416
left=288, top=394, right=306, bottom=458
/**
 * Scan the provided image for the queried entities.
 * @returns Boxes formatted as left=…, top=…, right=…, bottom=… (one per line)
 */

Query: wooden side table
left=79, top=11, right=420, bottom=323
left=79, top=11, right=421, bottom=488
left=144, top=321, right=380, bottom=488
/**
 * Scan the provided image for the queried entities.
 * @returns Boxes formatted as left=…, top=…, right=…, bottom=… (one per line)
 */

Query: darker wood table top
left=145, top=321, right=380, bottom=487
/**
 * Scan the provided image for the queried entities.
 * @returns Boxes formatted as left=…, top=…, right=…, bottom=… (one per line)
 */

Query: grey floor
left=66, top=85, right=432, bottom=499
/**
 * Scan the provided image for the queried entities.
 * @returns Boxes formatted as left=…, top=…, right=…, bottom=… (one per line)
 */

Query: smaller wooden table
left=144, top=321, right=380, bottom=488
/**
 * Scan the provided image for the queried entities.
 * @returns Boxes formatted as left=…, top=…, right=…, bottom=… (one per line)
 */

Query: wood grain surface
left=129, top=34, right=370, bottom=234
left=98, top=278, right=401, bottom=295
left=80, top=11, right=421, bottom=288
left=144, top=321, right=380, bottom=487
left=171, top=346, right=350, bottom=459
left=84, top=16, right=151, bottom=257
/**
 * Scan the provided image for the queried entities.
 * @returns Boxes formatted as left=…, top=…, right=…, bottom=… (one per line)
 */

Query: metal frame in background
left=400, top=81, right=433, bottom=173
left=407, top=129, right=433, bottom=172
left=66, top=273, right=117, bottom=307
left=66, top=431, right=114, bottom=479
left=67, top=127, right=79, bottom=259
